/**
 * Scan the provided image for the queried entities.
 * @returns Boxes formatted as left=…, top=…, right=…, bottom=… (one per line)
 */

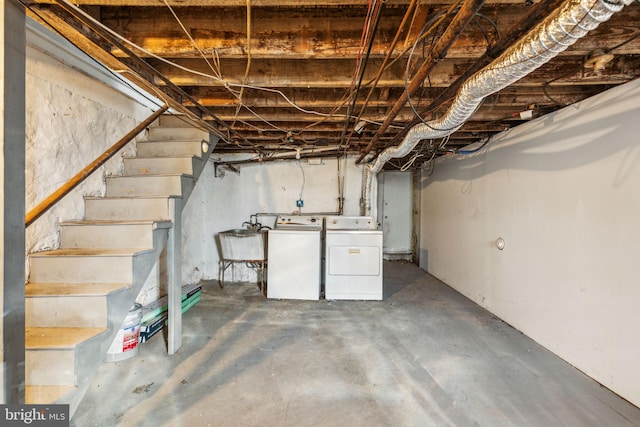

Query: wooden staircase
left=25, top=115, right=214, bottom=415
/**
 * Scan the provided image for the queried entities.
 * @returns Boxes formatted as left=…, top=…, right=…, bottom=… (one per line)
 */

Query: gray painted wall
left=419, top=79, right=640, bottom=406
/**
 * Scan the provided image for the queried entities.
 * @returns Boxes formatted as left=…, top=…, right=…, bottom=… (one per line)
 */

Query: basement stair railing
left=25, top=104, right=188, bottom=355
left=25, top=105, right=167, bottom=227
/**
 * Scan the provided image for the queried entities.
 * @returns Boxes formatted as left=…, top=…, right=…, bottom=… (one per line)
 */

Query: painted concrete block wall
left=181, top=155, right=365, bottom=284
left=419, top=79, right=640, bottom=406
left=25, top=19, right=154, bottom=258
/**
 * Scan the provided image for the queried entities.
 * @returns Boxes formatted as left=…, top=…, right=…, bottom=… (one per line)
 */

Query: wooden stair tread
left=23, top=122, right=200, bottom=414
left=26, top=327, right=107, bottom=349
left=61, top=219, right=171, bottom=227
left=26, top=282, right=131, bottom=297
left=109, top=173, right=194, bottom=178
left=142, top=139, right=205, bottom=142
left=29, top=248, right=154, bottom=257
left=124, top=155, right=198, bottom=159
left=84, top=195, right=180, bottom=200
left=26, top=385, right=75, bottom=404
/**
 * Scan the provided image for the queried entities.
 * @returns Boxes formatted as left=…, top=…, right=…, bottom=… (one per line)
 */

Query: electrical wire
left=351, top=2, right=373, bottom=90
left=541, top=25, right=640, bottom=107
left=400, top=150, right=423, bottom=171
left=487, top=92, right=500, bottom=112
left=542, top=67, right=581, bottom=106
left=21, top=1, right=175, bottom=119
left=37, top=0, right=242, bottom=143
left=61, top=0, right=404, bottom=138
left=400, top=0, right=606, bottom=145
left=348, top=0, right=418, bottom=143
left=51, top=0, right=368, bottom=135
left=20, top=2, right=227, bottom=153
left=235, top=0, right=253, bottom=124
left=364, top=0, right=462, bottom=86
left=298, top=160, right=306, bottom=203
left=439, top=134, right=451, bottom=150
left=160, top=0, right=272, bottom=133
left=344, top=0, right=462, bottom=150
left=341, top=0, right=384, bottom=146
left=38, top=0, right=611, bottom=155
left=403, top=8, right=500, bottom=136
left=161, top=0, right=223, bottom=81
left=474, top=14, right=501, bottom=44
left=421, top=152, right=437, bottom=177
left=605, top=32, right=640, bottom=53
left=404, top=11, right=448, bottom=126
left=458, top=137, right=490, bottom=154
left=471, top=0, right=606, bottom=75
left=351, top=0, right=381, bottom=90
left=390, top=0, right=595, bottom=166
left=237, top=103, right=289, bottom=133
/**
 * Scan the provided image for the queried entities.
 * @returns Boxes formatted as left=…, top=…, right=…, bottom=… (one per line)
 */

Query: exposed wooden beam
left=363, top=0, right=640, bottom=157
left=99, top=6, right=639, bottom=60
left=24, top=0, right=640, bottom=165
left=27, top=3, right=250, bottom=145
left=28, top=0, right=544, bottom=6
left=360, top=0, right=486, bottom=157
left=148, top=57, right=408, bottom=88
left=185, top=85, right=607, bottom=108
left=148, top=55, right=640, bottom=89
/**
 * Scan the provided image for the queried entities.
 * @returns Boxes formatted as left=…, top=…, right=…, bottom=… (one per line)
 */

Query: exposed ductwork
left=361, top=0, right=633, bottom=216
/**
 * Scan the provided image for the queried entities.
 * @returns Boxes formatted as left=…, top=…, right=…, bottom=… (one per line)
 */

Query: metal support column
left=1, top=0, right=26, bottom=404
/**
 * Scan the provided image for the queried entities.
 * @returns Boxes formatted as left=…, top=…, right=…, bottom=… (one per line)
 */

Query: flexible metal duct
left=361, top=0, right=632, bottom=215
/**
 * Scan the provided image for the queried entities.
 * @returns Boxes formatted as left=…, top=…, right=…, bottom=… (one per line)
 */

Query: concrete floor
left=73, top=261, right=640, bottom=426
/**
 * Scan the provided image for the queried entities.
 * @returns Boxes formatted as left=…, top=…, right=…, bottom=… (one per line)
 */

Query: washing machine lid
left=324, top=216, right=378, bottom=230
left=275, top=215, right=323, bottom=230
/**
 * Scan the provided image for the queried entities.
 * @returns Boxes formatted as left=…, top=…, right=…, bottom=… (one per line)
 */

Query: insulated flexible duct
left=361, top=0, right=632, bottom=215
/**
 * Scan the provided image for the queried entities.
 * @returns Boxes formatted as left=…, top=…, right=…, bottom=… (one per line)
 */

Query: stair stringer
left=26, top=115, right=215, bottom=417
left=63, top=223, right=171, bottom=415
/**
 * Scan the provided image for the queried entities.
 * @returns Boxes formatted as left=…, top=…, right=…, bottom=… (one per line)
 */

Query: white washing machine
left=324, top=216, right=383, bottom=300
left=267, top=215, right=322, bottom=300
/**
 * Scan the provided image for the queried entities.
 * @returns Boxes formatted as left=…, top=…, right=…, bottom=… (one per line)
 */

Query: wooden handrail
left=25, top=105, right=168, bottom=227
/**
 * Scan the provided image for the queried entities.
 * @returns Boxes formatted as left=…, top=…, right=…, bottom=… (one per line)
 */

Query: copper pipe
left=357, top=0, right=485, bottom=163
left=345, top=0, right=418, bottom=146
left=25, top=105, right=168, bottom=227
left=339, top=0, right=385, bottom=145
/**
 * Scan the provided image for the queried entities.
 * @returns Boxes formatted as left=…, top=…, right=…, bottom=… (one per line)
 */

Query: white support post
left=167, top=197, right=182, bottom=355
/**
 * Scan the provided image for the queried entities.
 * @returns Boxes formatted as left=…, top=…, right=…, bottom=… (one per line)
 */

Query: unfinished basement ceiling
left=24, top=0, right=640, bottom=169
